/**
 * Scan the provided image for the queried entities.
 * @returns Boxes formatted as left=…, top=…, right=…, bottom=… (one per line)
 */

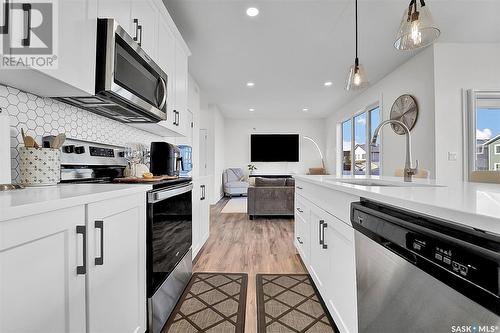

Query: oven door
left=147, top=183, right=193, bottom=296
left=96, top=18, right=168, bottom=122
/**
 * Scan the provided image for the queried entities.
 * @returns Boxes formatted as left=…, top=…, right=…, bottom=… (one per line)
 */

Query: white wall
left=224, top=118, right=327, bottom=175
left=325, top=47, right=436, bottom=178
left=433, top=43, right=500, bottom=184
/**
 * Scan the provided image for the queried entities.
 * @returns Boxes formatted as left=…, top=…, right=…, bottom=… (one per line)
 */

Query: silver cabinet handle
left=319, top=220, right=323, bottom=245
left=21, top=3, right=31, bottom=46
left=76, top=225, right=86, bottom=275
left=137, top=24, right=143, bottom=46
left=133, top=18, right=139, bottom=42
left=95, top=221, right=104, bottom=266
left=297, top=237, right=303, bottom=244
left=322, top=222, right=328, bottom=249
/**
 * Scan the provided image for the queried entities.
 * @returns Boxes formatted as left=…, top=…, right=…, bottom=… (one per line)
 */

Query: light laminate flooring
left=193, top=198, right=306, bottom=333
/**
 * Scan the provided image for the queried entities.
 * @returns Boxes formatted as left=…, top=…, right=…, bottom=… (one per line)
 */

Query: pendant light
left=345, top=0, right=369, bottom=91
left=394, top=0, right=440, bottom=50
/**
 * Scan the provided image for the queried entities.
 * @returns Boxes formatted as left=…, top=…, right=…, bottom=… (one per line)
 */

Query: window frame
left=495, top=145, right=500, bottom=155
left=476, top=145, right=484, bottom=155
left=465, top=90, right=500, bottom=179
left=339, top=101, right=381, bottom=176
left=495, top=163, right=500, bottom=171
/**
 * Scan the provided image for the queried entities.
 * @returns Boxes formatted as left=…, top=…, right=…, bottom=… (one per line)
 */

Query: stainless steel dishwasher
left=351, top=199, right=500, bottom=333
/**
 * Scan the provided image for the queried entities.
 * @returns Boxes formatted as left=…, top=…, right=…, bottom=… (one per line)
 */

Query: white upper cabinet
left=130, top=0, right=158, bottom=60
left=0, top=0, right=98, bottom=96
left=173, top=42, right=189, bottom=136
left=97, top=0, right=132, bottom=35
left=0, top=207, right=87, bottom=333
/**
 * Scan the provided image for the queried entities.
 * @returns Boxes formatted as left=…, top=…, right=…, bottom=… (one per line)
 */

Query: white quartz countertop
left=0, top=183, right=152, bottom=221
left=293, top=175, right=500, bottom=236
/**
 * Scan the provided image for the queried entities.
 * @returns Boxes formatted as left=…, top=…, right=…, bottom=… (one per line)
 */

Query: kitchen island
left=292, top=175, right=500, bottom=333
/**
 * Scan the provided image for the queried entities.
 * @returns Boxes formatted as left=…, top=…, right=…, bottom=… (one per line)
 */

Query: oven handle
left=148, top=183, right=193, bottom=203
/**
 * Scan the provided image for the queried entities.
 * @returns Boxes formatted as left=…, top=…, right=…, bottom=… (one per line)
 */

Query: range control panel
left=90, top=146, right=115, bottom=158
left=58, top=138, right=127, bottom=167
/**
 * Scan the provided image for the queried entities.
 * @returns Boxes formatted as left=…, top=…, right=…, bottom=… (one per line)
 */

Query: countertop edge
left=0, top=185, right=151, bottom=222
left=293, top=175, right=500, bottom=236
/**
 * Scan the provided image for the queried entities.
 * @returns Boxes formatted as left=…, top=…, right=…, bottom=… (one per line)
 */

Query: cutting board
left=114, top=176, right=179, bottom=183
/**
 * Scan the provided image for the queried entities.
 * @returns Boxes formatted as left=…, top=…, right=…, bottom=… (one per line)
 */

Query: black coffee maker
left=150, top=142, right=183, bottom=176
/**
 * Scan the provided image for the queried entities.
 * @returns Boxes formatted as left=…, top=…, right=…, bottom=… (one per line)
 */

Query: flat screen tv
left=250, top=134, right=299, bottom=162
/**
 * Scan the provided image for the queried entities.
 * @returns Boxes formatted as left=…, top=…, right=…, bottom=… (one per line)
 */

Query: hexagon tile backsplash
left=1, top=84, right=163, bottom=182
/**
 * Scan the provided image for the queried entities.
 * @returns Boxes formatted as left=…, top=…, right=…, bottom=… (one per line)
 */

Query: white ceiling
left=164, top=0, right=500, bottom=119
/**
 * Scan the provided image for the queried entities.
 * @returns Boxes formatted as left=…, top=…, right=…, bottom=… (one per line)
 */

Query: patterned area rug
left=162, top=273, right=248, bottom=333
left=256, top=274, right=338, bottom=333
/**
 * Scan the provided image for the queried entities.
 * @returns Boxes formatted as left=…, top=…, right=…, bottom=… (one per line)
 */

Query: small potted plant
left=247, top=164, right=257, bottom=175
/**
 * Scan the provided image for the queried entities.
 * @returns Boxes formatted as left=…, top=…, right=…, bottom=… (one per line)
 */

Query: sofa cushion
left=285, top=178, right=295, bottom=187
left=225, top=181, right=249, bottom=189
left=255, top=177, right=286, bottom=187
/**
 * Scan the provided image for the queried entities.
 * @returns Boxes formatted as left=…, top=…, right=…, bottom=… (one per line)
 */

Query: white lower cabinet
left=192, top=177, right=210, bottom=258
left=0, top=207, right=87, bottom=333
left=295, top=183, right=358, bottom=333
left=0, top=192, right=147, bottom=333
left=86, top=193, right=147, bottom=333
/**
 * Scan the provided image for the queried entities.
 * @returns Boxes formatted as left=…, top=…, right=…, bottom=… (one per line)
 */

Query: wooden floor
left=193, top=198, right=306, bottom=333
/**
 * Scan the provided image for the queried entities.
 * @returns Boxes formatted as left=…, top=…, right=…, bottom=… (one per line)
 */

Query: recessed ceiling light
left=324, top=81, right=333, bottom=87
left=249, top=108, right=255, bottom=112
left=302, top=108, right=309, bottom=112
left=246, top=82, right=255, bottom=87
left=246, top=7, right=259, bottom=17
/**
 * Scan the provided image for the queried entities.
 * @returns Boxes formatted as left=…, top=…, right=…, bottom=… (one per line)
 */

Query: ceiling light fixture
left=345, top=0, right=369, bottom=91
left=394, top=0, right=440, bottom=50
left=246, top=7, right=259, bottom=17
left=246, top=82, right=255, bottom=87
left=302, top=108, right=309, bottom=112
left=324, top=81, right=333, bottom=87
left=249, top=108, right=255, bottom=112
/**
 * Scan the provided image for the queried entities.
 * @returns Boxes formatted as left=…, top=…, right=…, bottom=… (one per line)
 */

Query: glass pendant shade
left=346, top=60, right=369, bottom=91
left=394, top=2, right=440, bottom=50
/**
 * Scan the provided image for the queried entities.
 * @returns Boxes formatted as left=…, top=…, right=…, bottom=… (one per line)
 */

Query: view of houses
left=476, top=107, right=500, bottom=171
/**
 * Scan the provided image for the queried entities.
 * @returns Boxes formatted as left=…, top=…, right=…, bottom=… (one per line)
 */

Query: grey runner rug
left=256, top=274, right=338, bottom=333
left=163, top=272, right=248, bottom=333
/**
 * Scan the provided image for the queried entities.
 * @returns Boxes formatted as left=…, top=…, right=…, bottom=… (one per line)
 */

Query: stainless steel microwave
left=58, top=18, right=168, bottom=123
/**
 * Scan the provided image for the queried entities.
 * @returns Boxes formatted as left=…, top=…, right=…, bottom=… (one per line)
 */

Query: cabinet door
left=200, top=183, right=210, bottom=243
left=323, top=215, right=357, bottom=333
left=174, top=42, right=188, bottom=135
left=0, top=207, right=86, bottom=333
left=86, top=193, right=147, bottom=333
left=157, top=16, right=177, bottom=132
left=131, top=0, right=158, bottom=60
left=308, top=207, right=330, bottom=294
left=97, top=0, right=133, bottom=35
left=192, top=181, right=202, bottom=257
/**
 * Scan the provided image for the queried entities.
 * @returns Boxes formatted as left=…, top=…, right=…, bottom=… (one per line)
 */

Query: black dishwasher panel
left=351, top=199, right=500, bottom=316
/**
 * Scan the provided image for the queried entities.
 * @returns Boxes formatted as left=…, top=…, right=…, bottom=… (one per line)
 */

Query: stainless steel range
left=57, top=138, right=193, bottom=333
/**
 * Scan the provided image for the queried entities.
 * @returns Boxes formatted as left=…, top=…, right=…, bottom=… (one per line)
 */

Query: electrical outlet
left=448, top=152, right=457, bottom=161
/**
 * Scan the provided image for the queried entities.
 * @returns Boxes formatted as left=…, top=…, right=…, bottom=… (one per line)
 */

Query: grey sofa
left=247, top=177, right=295, bottom=219
left=223, top=168, right=249, bottom=197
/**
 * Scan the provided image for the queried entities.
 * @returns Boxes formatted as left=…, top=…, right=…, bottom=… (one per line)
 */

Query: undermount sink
left=328, top=179, right=441, bottom=188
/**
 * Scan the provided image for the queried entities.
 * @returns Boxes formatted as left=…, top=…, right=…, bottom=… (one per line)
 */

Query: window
left=342, top=120, right=352, bottom=175
left=466, top=90, right=500, bottom=175
left=340, top=105, right=381, bottom=176
left=495, top=163, right=500, bottom=171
